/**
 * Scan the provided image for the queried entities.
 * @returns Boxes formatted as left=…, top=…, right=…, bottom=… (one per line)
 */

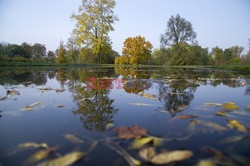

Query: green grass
left=1, top=61, right=250, bottom=72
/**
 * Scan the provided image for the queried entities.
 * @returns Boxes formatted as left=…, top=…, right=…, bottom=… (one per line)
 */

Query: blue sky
left=0, top=0, right=249, bottom=54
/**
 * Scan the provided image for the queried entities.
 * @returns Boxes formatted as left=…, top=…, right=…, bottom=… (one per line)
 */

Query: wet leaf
left=196, top=159, right=217, bottom=166
left=220, top=136, right=246, bottom=144
left=223, top=102, right=239, bottom=110
left=227, top=120, right=247, bottom=133
left=204, top=103, right=223, bottom=107
left=39, top=88, right=53, bottom=92
left=64, top=134, right=84, bottom=144
left=113, top=126, right=147, bottom=140
left=56, top=89, right=65, bottom=93
left=24, top=149, right=52, bottom=166
left=139, top=146, right=156, bottom=161
left=18, top=142, right=49, bottom=149
left=105, top=123, right=114, bottom=130
left=0, top=96, right=8, bottom=101
left=189, top=120, right=227, bottom=133
left=7, top=90, right=20, bottom=95
left=128, top=103, right=155, bottom=107
left=139, top=93, right=158, bottom=100
left=56, top=105, right=64, bottom=108
left=215, top=111, right=228, bottom=117
left=38, top=151, right=84, bottom=166
left=21, top=106, right=35, bottom=111
left=150, top=150, right=193, bottom=165
left=178, top=114, right=197, bottom=120
left=131, top=136, right=163, bottom=149
left=27, top=102, right=42, bottom=107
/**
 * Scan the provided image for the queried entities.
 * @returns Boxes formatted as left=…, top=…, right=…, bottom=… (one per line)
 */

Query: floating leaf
left=56, top=105, right=65, bottom=108
left=27, top=102, right=42, bottom=107
left=220, top=136, right=246, bottom=144
left=150, top=150, right=193, bottom=165
left=105, top=123, right=114, bottom=130
left=38, top=151, right=84, bottom=166
left=178, top=114, right=197, bottom=120
left=176, top=105, right=188, bottom=111
left=39, top=88, right=53, bottom=92
left=227, top=120, right=247, bottom=133
left=7, top=90, right=20, bottom=95
left=18, top=142, right=49, bottom=149
left=0, top=96, right=8, bottom=101
left=140, top=93, right=158, bottom=100
left=56, top=89, right=65, bottom=93
left=196, top=159, right=217, bottom=166
left=139, top=146, right=156, bottom=161
left=204, top=103, right=223, bottom=107
left=64, top=134, right=84, bottom=144
left=113, top=126, right=147, bottom=140
left=131, top=136, right=163, bottom=149
left=128, top=103, right=155, bottom=107
left=223, top=102, right=239, bottom=110
left=189, top=120, right=227, bottom=133
left=215, top=111, right=228, bottom=117
left=21, top=106, right=35, bottom=111
left=24, top=149, right=52, bottom=165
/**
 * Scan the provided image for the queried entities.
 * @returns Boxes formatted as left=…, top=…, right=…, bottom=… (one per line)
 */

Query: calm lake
left=0, top=66, right=250, bottom=166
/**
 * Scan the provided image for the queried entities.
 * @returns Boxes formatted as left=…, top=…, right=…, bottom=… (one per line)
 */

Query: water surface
left=0, top=66, right=250, bottom=166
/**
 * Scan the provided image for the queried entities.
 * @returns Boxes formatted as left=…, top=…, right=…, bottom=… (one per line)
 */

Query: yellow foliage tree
left=56, top=41, right=67, bottom=63
left=115, top=36, right=153, bottom=65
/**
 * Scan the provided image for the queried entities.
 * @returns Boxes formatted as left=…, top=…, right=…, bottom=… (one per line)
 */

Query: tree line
left=1, top=0, right=249, bottom=66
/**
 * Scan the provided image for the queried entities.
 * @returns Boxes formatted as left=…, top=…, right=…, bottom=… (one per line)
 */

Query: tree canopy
left=115, top=36, right=153, bottom=65
left=161, top=14, right=196, bottom=47
left=72, top=0, right=118, bottom=64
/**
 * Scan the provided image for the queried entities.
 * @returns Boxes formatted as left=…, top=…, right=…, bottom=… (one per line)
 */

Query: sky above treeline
left=0, top=0, right=249, bottom=54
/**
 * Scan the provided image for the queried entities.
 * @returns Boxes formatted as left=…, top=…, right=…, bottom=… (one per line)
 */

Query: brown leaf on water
left=0, top=96, right=8, bottom=101
left=178, top=114, right=197, bottom=120
left=56, top=105, right=65, bottom=108
left=227, top=120, right=247, bottom=133
left=149, top=150, right=193, bottom=165
left=113, top=126, right=147, bottom=140
left=38, top=151, right=84, bottom=166
left=139, top=93, right=158, bottom=100
left=7, top=90, right=20, bottom=96
left=55, top=89, right=65, bottom=93
left=21, top=102, right=42, bottom=111
left=23, top=149, right=52, bottom=166
left=64, top=134, right=84, bottom=144
left=223, top=102, right=239, bottom=110
left=139, top=146, right=156, bottom=161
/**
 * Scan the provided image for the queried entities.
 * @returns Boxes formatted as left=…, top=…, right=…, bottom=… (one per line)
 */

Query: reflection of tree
left=159, top=83, right=196, bottom=117
left=115, top=66, right=152, bottom=94
left=72, top=84, right=118, bottom=132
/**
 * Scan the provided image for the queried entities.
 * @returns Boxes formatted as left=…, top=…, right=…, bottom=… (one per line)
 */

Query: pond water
left=0, top=66, right=250, bottom=166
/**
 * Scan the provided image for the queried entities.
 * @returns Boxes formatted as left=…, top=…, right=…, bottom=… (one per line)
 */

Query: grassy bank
left=1, top=61, right=250, bottom=72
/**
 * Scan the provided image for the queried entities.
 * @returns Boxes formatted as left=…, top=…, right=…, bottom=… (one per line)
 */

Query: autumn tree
left=121, top=36, right=153, bottom=65
left=56, top=41, right=67, bottom=63
left=161, top=14, right=196, bottom=47
left=72, top=0, right=118, bottom=64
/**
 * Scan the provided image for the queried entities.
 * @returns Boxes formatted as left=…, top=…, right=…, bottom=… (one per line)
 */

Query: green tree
left=47, top=50, right=55, bottom=61
left=31, top=43, right=46, bottom=59
left=151, top=48, right=168, bottom=65
left=66, top=35, right=79, bottom=63
left=161, top=14, right=196, bottom=47
left=56, top=41, right=67, bottom=63
left=72, top=0, right=118, bottom=64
